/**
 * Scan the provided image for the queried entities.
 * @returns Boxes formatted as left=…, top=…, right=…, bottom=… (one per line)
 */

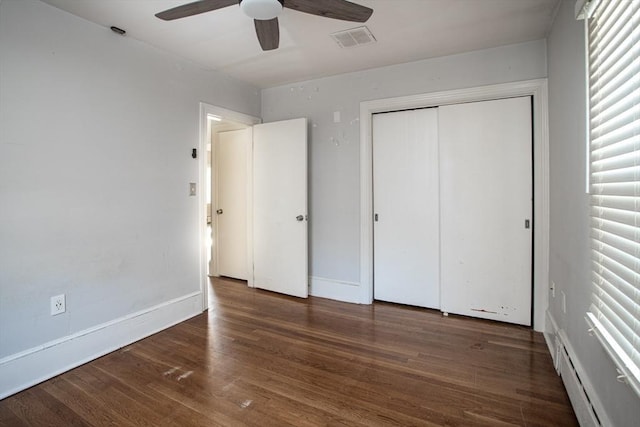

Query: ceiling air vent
left=330, top=26, right=376, bottom=48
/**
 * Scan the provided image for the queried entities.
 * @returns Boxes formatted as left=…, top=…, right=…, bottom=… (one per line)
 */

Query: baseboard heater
left=556, top=331, right=608, bottom=427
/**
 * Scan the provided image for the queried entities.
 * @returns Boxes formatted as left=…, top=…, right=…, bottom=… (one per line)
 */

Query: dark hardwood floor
left=0, top=277, right=577, bottom=426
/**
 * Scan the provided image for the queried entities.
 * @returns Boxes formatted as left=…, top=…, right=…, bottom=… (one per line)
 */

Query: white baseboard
left=309, top=276, right=361, bottom=304
left=0, top=291, right=203, bottom=400
left=544, top=310, right=560, bottom=373
left=545, top=309, right=612, bottom=427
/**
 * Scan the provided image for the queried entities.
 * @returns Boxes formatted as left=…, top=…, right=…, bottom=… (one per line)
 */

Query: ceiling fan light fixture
left=240, top=0, right=283, bottom=20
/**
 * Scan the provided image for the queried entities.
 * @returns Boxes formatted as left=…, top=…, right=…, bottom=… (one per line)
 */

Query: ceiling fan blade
left=284, top=0, right=373, bottom=23
left=254, top=18, right=279, bottom=51
left=155, top=0, right=238, bottom=21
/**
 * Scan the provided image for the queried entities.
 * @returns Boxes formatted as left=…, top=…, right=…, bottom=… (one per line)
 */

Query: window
left=584, top=0, right=640, bottom=396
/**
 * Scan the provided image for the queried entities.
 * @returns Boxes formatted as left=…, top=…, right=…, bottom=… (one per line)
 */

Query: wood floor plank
left=0, top=277, right=577, bottom=426
left=0, top=407, right=27, bottom=427
left=41, top=377, right=134, bottom=427
left=0, top=404, right=27, bottom=427
left=1, top=387, right=88, bottom=426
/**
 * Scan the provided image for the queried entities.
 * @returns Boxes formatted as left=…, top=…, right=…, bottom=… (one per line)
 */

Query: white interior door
left=253, top=118, right=308, bottom=298
left=216, top=129, right=250, bottom=280
left=373, top=108, right=440, bottom=308
left=439, top=97, right=532, bottom=325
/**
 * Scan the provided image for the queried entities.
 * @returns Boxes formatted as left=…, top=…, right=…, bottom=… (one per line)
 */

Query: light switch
left=333, top=111, right=341, bottom=123
left=189, top=182, right=196, bottom=196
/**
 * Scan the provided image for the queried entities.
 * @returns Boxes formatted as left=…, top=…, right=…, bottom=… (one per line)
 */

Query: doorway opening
left=198, top=105, right=309, bottom=310
left=207, top=121, right=251, bottom=281
left=198, top=103, right=260, bottom=311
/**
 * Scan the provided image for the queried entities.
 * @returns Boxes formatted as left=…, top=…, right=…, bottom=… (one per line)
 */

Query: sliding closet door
left=373, top=108, right=440, bottom=308
left=439, top=97, right=532, bottom=325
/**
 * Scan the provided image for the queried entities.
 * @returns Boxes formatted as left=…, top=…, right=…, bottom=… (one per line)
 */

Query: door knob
left=296, top=215, right=304, bottom=221
left=216, top=209, right=223, bottom=215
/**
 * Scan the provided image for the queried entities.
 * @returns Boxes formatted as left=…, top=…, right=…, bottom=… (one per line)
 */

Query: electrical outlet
left=51, top=294, right=66, bottom=316
left=550, top=280, right=556, bottom=298
left=561, top=291, right=567, bottom=314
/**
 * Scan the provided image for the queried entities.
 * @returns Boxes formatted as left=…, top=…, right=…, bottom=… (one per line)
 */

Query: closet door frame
left=359, top=79, right=549, bottom=332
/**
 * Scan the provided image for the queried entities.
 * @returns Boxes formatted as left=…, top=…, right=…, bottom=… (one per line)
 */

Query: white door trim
left=359, top=79, right=549, bottom=331
left=199, top=103, right=261, bottom=311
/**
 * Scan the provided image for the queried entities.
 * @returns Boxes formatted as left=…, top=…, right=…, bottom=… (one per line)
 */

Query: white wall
left=261, top=40, right=547, bottom=287
left=0, top=0, right=259, bottom=397
left=547, top=1, right=640, bottom=425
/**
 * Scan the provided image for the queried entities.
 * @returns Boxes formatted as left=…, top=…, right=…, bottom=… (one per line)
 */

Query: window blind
left=587, top=0, right=640, bottom=396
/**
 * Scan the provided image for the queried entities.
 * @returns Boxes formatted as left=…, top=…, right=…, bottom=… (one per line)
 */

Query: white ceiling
left=40, top=0, right=560, bottom=89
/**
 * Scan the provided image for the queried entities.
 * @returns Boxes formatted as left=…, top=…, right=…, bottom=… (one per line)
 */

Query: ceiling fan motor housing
left=240, top=0, right=284, bottom=20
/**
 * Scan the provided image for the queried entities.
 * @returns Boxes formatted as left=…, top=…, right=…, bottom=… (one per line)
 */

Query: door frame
left=198, top=102, right=261, bottom=311
left=359, top=79, right=549, bottom=331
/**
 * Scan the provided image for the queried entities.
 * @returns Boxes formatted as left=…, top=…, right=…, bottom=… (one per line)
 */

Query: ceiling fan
left=155, top=0, right=373, bottom=51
